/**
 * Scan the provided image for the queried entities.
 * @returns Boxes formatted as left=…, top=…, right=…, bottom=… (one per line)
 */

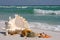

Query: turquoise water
left=0, top=6, right=60, bottom=25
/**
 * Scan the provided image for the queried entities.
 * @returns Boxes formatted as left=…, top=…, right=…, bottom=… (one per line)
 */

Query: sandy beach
left=0, top=21, right=60, bottom=40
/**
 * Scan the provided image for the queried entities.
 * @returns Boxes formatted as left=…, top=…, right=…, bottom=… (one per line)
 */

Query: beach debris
left=20, top=29, right=51, bottom=38
left=37, top=32, right=51, bottom=38
left=20, top=29, right=36, bottom=37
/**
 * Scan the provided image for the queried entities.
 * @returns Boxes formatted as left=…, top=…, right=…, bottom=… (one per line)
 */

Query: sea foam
left=0, top=20, right=60, bottom=32
left=34, top=9, right=60, bottom=15
left=29, top=22, right=60, bottom=32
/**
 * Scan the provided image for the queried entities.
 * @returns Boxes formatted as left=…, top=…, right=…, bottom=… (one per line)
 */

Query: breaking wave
left=29, top=22, right=60, bottom=32
left=34, top=9, right=60, bottom=15
left=0, top=6, right=28, bottom=8
left=0, top=20, right=60, bottom=32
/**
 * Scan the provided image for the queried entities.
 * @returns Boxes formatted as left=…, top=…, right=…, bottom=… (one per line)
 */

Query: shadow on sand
left=0, top=32, right=6, bottom=35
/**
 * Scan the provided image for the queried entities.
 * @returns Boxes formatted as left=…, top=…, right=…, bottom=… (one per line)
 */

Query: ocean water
left=0, top=5, right=60, bottom=31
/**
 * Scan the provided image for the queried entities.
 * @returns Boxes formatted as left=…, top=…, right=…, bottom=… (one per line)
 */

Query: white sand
left=0, top=28, right=60, bottom=40
left=0, top=21, right=60, bottom=40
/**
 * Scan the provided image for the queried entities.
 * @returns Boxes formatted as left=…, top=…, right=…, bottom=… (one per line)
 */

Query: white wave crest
left=29, top=22, right=60, bottom=32
left=34, top=9, right=60, bottom=15
left=16, top=6, right=28, bottom=8
left=0, top=6, right=28, bottom=8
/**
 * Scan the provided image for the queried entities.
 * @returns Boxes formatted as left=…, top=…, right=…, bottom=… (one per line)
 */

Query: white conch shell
left=6, top=14, right=30, bottom=31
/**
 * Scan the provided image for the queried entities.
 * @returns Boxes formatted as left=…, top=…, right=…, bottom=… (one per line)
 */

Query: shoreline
left=0, top=20, right=60, bottom=40
left=0, top=27, right=60, bottom=40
